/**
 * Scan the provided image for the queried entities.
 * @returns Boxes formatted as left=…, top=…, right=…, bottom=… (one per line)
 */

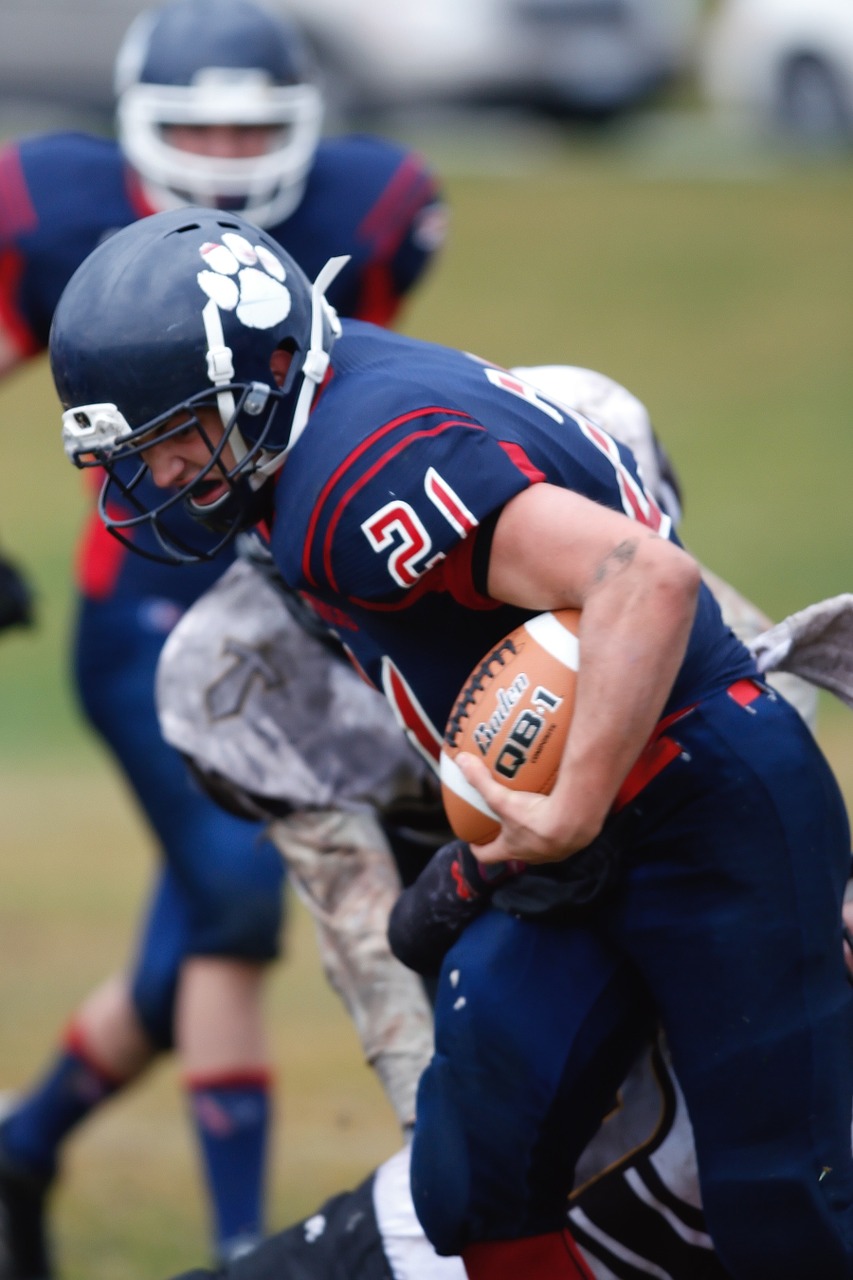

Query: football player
left=52, top=209, right=853, bottom=1279
left=0, top=1, right=445, bottom=1272
left=146, top=430, right=720, bottom=1280
left=150, top=365, right=833, bottom=1280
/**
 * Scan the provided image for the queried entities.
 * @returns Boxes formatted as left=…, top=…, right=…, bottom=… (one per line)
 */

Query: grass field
left=0, top=116, right=852, bottom=1276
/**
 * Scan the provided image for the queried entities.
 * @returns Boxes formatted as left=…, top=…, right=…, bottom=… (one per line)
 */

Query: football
left=440, top=609, right=581, bottom=844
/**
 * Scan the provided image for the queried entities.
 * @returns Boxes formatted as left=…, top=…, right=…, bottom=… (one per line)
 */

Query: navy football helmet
left=115, top=0, right=323, bottom=226
left=51, top=207, right=346, bottom=564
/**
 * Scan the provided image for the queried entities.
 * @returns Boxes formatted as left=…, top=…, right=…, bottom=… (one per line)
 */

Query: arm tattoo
left=593, top=538, right=638, bottom=584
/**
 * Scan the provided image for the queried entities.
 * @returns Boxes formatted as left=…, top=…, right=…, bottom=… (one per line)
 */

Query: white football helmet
left=114, top=0, right=324, bottom=227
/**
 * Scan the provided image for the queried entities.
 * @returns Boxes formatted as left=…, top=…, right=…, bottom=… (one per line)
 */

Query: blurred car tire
left=701, top=0, right=853, bottom=146
left=778, top=54, right=850, bottom=140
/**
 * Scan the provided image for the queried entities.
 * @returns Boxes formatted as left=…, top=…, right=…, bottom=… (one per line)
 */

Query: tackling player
left=51, top=209, right=853, bottom=1279
left=0, top=1, right=444, bottom=1272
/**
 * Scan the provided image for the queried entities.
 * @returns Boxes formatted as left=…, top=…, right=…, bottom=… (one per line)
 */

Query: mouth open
left=187, top=476, right=230, bottom=509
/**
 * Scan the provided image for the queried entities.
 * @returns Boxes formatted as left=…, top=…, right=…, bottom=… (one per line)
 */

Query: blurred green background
left=0, top=120, right=852, bottom=1277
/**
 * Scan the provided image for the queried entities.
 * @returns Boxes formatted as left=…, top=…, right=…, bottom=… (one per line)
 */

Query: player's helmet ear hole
left=270, top=344, right=295, bottom=387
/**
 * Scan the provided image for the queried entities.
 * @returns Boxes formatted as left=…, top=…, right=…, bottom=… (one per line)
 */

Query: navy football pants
left=74, top=590, right=284, bottom=1049
left=412, top=683, right=853, bottom=1278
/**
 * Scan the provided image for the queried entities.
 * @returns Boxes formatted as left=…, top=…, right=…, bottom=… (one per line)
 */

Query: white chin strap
left=257, top=253, right=350, bottom=473
left=201, top=298, right=248, bottom=464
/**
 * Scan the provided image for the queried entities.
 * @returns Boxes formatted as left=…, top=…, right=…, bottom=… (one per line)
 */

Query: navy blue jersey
left=269, top=322, right=755, bottom=761
left=0, top=131, right=444, bottom=593
left=0, top=130, right=443, bottom=348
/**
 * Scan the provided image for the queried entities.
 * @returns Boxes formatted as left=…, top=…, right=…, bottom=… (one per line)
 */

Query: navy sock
left=186, top=1071, right=271, bottom=1258
left=1, top=1028, right=124, bottom=1180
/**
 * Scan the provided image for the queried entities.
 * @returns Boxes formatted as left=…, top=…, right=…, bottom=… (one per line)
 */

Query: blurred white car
left=701, top=0, right=853, bottom=141
left=0, top=0, right=701, bottom=127
left=285, top=0, right=703, bottom=121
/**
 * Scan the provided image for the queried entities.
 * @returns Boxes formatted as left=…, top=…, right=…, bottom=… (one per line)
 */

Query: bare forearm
left=549, top=538, right=699, bottom=844
left=467, top=484, right=701, bottom=863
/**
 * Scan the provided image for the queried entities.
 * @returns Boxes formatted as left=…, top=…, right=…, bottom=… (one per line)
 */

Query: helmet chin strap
left=201, top=297, right=248, bottom=464
left=264, top=253, right=350, bottom=465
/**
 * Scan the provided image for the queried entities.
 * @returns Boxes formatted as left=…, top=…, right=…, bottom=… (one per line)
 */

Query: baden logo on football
left=440, top=610, right=580, bottom=844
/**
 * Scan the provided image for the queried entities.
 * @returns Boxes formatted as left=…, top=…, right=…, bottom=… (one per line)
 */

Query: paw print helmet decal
left=50, top=207, right=346, bottom=564
left=115, top=0, right=323, bottom=227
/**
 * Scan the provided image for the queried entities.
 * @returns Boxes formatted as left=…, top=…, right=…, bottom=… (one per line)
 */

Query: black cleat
left=0, top=1148, right=53, bottom=1280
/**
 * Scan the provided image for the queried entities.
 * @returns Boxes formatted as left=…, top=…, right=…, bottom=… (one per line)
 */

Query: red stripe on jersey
left=123, top=164, right=161, bottom=219
left=354, top=157, right=439, bottom=318
left=341, top=641, right=379, bottom=688
left=320, top=420, right=480, bottom=593
left=499, top=440, right=547, bottom=484
left=0, top=247, right=40, bottom=357
left=357, top=153, right=434, bottom=247
left=299, top=589, right=359, bottom=633
left=75, top=472, right=131, bottom=600
left=382, top=658, right=443, bottom=766
left=301, top=406, right=478, bottom=587
left=353, top=261, right=400, bottom=326
left=727, top=677, right=762, bottom=708
left=580, top=419, right=665, bottom=532
left=426, top=467, right=478, bottom=535
left=438, top=531, right=503, bottom=610
left=0, top=146, right=37, bottom=236
left=76, top=507, right=128, bottom=599
left=342, top=535, right=504, bottom=614
left=335, top=562, right=437, bottom=613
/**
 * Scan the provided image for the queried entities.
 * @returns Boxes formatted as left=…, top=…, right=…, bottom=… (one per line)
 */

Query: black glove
left=388, top=839, right=524, bottom=976
left=0, top=553, right=34, bottom=633
left=491, top=821, right=625, bottom=921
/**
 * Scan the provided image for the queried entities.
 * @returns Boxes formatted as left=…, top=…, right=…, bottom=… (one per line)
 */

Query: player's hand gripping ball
left=440, top=610, right=580, bottom=844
